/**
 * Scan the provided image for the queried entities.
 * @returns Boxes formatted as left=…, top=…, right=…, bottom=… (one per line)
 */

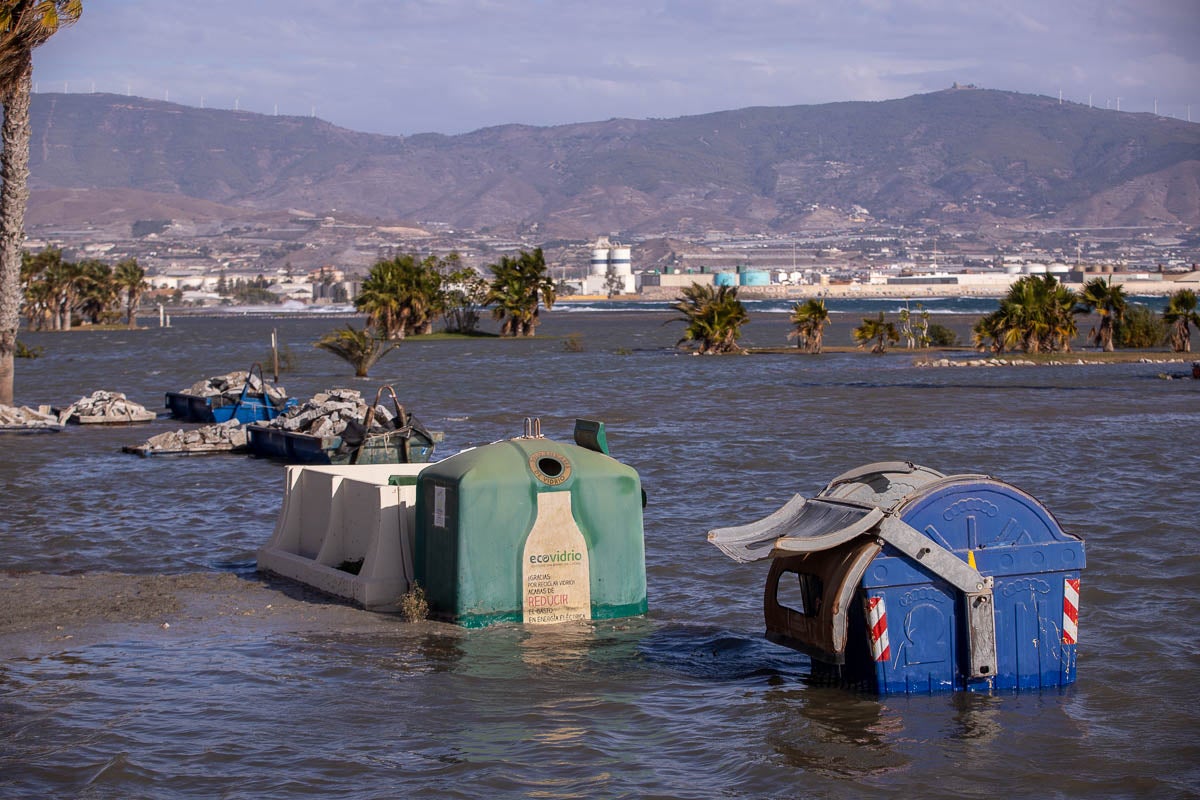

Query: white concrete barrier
left=256, top=463, right=426, bottom=611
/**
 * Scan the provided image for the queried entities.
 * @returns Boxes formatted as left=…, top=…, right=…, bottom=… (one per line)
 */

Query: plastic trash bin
left=708, top=462, right=1085, bottom=693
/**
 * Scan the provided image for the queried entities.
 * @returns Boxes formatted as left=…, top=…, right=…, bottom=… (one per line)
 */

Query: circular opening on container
left=529, top=451, right=572, bottom=486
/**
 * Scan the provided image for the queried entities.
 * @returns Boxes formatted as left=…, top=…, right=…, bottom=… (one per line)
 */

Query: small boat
left=165, top=364, right=297, bottom=424
left=245, top=385, right=442, bottom=465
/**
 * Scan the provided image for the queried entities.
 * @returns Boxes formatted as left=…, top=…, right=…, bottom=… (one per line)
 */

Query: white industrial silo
left=591, top=248, right=611, bottom=277
left=610, top=246, right=632, bottom=276
left=1024, top=263, right=1047, bottom=275
left=1005, top=264, right=1023, bottom=275
left=1048, top=262, right=1070, bottom=278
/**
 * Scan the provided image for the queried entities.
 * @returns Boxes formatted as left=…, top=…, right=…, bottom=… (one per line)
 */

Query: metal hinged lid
left=707, top=463, right=999, bottom=675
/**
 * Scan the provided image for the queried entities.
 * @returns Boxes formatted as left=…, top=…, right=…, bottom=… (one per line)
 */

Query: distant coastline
left=576, top=281, right=1189, bottom=303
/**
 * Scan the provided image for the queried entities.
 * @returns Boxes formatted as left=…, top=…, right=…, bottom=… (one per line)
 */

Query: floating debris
left=1157, top=361, right=1200, bottom=380
left=0, top=403, right=63, bottom=433
left=58, top=390, right=156, bottom=424
left=123, top=419, right=248, bottom=456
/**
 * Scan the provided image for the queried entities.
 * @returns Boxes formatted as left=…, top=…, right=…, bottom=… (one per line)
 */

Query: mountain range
left=26, top=87, right=1200, bottom=238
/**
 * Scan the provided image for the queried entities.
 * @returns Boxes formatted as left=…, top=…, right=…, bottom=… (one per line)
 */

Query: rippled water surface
left=2, top=310, right=1198, bottom=798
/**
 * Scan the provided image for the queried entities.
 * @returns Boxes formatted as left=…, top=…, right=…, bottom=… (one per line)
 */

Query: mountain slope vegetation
left=28, top=88, right=1200, bottom=236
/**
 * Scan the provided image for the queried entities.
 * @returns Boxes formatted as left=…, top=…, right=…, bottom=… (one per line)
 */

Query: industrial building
left=581, top=238, right=636, bottom=295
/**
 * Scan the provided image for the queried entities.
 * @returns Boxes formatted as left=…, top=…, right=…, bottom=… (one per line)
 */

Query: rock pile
left=919, top=357, right=1042, bottom=368
left=257, top=388, right=400, bottom=438
left=0, top=403, right=62, bottom=430
left=59, top=391, right=155, bottom=423
left=130, top=420, right=249, bottom=454
left=920, top=356, right=1192, bottom=369
left=179, top=371, right=289, bottom=406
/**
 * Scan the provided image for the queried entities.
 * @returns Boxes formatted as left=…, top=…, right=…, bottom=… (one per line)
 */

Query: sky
left=32, top=0, right=1200, bottom=137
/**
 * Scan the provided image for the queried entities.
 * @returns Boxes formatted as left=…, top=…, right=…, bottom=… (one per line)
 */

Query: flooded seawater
left=1, top=307, right=1198, bottom=799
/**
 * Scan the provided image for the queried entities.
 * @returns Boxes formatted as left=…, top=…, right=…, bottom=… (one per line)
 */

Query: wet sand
left=0, top=571, right=421, bottom=659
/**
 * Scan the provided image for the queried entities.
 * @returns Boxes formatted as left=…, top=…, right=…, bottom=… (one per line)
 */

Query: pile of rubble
left=179, top=371, right=289, bottom=406
left=126, top=420, right=248, bottom=455
left=58, top=391, right=155, bottom=424
left=256, top=388, right=400, bottom=438
left=0, top=403, right=62, bottom=431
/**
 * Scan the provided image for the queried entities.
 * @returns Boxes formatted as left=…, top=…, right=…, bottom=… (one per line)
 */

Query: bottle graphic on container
left=522, top=491, right=592, bottom=624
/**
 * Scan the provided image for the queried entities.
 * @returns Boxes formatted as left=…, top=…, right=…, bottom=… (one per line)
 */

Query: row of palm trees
left=20, top=248, right=147, bottom=330
left=319, top=248, right=559, bottom=375
left=973, top=276, right=1200, bottom=354
left=670, top=285, right=942, bottom=355
left=670, top=277, right=1200, bottom=355
left=354, top=248, right=556, bottom=340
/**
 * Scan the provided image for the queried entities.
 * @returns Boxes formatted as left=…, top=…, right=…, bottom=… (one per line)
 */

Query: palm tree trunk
left=0, top=52, right=33, bottom=406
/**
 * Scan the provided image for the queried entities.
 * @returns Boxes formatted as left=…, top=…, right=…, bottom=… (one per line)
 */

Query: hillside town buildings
left=23, top=211, right=1200, bottom=307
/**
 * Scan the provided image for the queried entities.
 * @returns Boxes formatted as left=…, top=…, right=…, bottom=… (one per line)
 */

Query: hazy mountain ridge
left=28, top=89, right=1200, bottom=237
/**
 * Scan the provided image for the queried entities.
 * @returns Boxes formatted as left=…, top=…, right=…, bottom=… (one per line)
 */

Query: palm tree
left=1046, top=278, right=1080, bottom=353
left=486, top=248, right=556, bottom=337
left=397, top=254, right=448, bottom=336
left=0, top=1, right=82, bottom=405
left=113, top=258, right=146, bottom=328
left=35, top=255, right=83, bottom=330
left=485, top=259, right=526, bottom=337
left=671, top=282, right=749, bottom=354
left=75, top=258, right=117, bottom=324
left=357, top=253, right=456, bottom=339
left=853, top=312, right=899, bottom=354
left=19, top=265, right=50, bottom=329
left=972, top=309, right=1008, bottom=353
left=1076, top=277, right=1126, bottom=352
left=1005, top=275, right=1053, bottom=353
left=788, top=298, right=830, bottom=353
left=973, top=275, right=1078, bottom=354
left=355, top=259, right=404, bottom=339
left=19, top=246, right=61, bottom=330
left=1163, top=289, right=1200, bottom=353
left=314, top=324, right=398, bottom=378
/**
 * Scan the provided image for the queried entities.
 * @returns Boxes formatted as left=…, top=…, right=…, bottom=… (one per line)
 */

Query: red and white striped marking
left=867, top=595, right=891, bottom=662
left=1062, top=578, right=1080, bottom=645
